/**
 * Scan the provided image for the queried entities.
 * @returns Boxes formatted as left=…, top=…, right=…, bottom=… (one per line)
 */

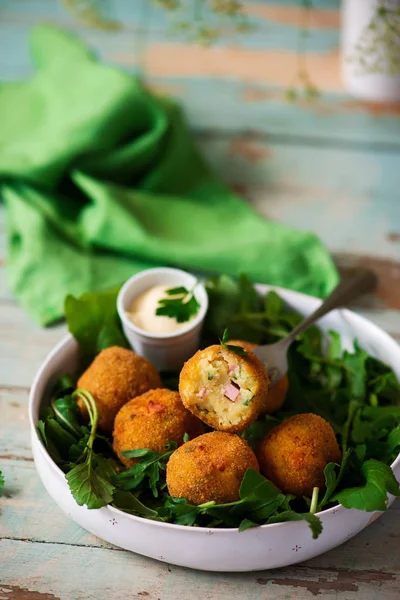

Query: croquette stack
left=77, top=343, right=340, bottom=505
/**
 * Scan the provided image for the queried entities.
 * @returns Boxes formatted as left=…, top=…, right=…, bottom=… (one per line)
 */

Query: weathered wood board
left=0, top=0, right=400, bottom=146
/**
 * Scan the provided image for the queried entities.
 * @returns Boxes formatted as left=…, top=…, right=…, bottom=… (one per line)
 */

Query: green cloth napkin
left=0, top=25, right=338, bottom=326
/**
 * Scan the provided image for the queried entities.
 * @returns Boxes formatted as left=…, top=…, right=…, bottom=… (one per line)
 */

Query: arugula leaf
left=343, top=344, right=369, bottom=400
left=52, top=374, right=76, bottom=397
left=163, top=470, right=286, bottom=530
left=318, top=451, right=352, bottom=509
left=388, top=425, right=400, bottom=454
left=116, top=442, right=178, bottom=497
left=65, top=287, right=128, bottom=361
left=238, top=518, right=259, bottom=532
left=267, top=511, right=323, bottom=540
left=64, top=389, right=117, bottom=509
left=66, top=459, right=115, bottom=509
left=334, top=459, right=400, bottom=511
left=351, top=406, right=400, bottom=446
left=42, top=417, right=79, bottom=460
left=264, top=290, right=284, bottom=320
left=241, top=414, right=281, bottom=448
left=367, top=363, right=400, bottom=403
left=163, top=497, right=201, bottom=526
left=51, top=395, right=82, bottom=437
left=156, top=285, right=200, bottom=324
left=220, top=328, right=249, bottom=357
left=37, top=419, right=47, bottom=446
left=327, top=330, right=342, bottom=360
left=37, top=419, right=63, bottom=464
left=235, top=469, right=286, bottom=521
left=341, top=400, right=362, bottom=454
left=0, top=470, right=4, bottom=490
left=112, top=490, right=160, bottom=519
left=68, top=430, right=90, bottom=463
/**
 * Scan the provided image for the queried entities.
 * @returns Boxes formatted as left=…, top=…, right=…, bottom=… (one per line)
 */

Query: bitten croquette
left=113, top=389, right=204, bottom=467
left=256, top=413, right=341, bottom=497
left=166, top=431, right=259, bottom=505
left=228, top=340, right=288, bottom=414
left=179, top=345, right=270, bottom=433
left=77, top=346, right=161, bottom=433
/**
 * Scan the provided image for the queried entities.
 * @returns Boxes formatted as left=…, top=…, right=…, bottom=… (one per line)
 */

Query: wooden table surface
left=1, top=1, right=400, bottom=598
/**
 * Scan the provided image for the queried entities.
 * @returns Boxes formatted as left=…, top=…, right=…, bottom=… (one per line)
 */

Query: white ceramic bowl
left=29, top=284, right=400, bottom=572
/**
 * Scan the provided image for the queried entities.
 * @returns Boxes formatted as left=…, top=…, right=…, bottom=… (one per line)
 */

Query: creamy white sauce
left=128, top=284, right=195, bottom=334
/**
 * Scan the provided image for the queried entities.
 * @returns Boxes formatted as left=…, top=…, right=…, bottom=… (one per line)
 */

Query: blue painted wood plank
left=0, top=530, right=399, bottom=599
left=144, top=77, right=400, bottom=146
left=1, top=0, right=399, bottom=147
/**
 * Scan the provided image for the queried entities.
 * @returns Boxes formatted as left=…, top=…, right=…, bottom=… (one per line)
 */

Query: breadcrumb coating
left=77, top=346, right=161, bottom=433
left=113, top=388, right=204, bottom=467
left=166, top=431, right=259, bottom=505
left=256, top=413, right=341, bottom=497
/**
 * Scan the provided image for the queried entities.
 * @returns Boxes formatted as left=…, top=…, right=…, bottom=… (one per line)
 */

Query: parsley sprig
left=156, top=285, right=200, bottom=323
left=220, top=328, right=248, bottom=356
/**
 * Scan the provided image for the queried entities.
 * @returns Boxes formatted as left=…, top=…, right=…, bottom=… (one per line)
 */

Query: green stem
left=72, top=389, right=98, bottom=452
left=198, top=500, right=216, bottom=509
left=310, top=487, right=319, bottom=515
left=341, top=401, right=360, bottom=455
left=200, top=498, right=243, bottom=511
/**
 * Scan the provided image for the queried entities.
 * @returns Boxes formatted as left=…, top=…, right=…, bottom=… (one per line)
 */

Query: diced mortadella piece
left=224, top=382, right=240, bottom=402
left=148, top=400, right=165, bottom=414
left=198, top=386, right=207, bottom=398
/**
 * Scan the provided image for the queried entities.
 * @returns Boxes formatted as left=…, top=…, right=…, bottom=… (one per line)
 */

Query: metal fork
left=253, top=269, right=377, bottom=383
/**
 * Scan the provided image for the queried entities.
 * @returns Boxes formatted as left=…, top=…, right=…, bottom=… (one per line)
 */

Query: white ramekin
left=117, top=267, right=208, bottom=371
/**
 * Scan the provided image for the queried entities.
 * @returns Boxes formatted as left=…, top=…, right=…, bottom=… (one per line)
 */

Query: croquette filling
left=192, top=354, right=257, bottom=427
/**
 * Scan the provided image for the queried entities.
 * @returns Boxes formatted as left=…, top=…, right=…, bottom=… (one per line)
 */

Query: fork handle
left=281, top=268, right=377, bottom=347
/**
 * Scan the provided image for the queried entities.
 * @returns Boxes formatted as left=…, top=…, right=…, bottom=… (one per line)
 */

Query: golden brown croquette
left=256, top=413, right=341, bottom=497
left=261, top=374, right=289, bottom=414
left=113, top=389, right=204, bottom=467
left=77, top=346, right=161, bottom=433
left=166, top=431, right=259, bottom=505
left=229, top=340, right=288, bottom=414
left=179, top=345, right=270, bottom=433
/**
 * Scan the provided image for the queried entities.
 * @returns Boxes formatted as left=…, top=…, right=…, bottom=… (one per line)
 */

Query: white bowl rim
left=29, top=284, right=400, bottom=535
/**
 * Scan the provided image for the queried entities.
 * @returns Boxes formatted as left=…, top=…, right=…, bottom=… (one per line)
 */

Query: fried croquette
left=113, top=389, right=204, bottom=467
left=256, top=413, right=341, bottom=497
left=261, top=374, right=289, bottom=414
left=166, top=431, right=259, bottom=505
left=77, top=346, right=161, bottom=433
left=228, top=340, right=288, bottom=414
left=179, top=345, right=270, bottom=433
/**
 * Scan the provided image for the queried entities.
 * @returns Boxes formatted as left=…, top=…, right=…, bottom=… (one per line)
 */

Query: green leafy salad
left=37, top=274, right=400, bottom=538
